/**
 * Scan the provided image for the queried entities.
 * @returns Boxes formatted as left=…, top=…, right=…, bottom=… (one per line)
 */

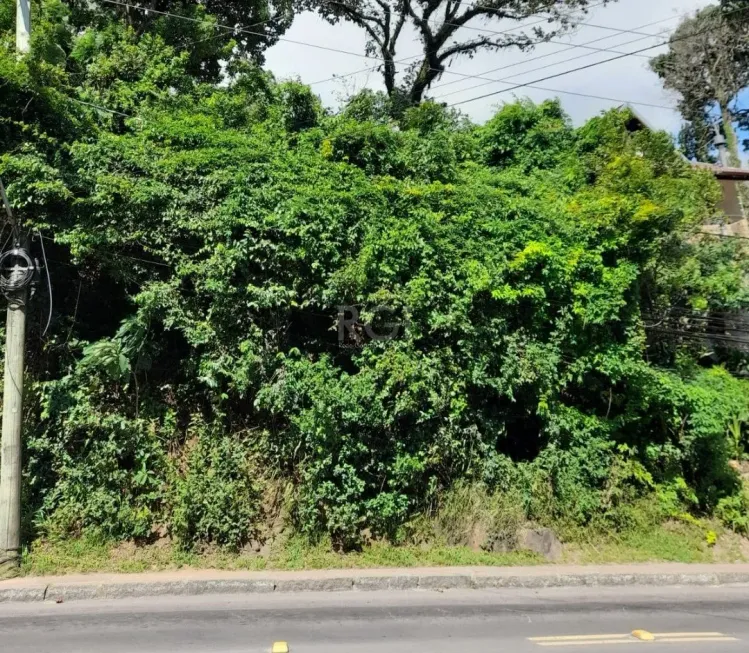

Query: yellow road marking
left=537, top=641, right=639, bottom=647
left=271, top=642, right=289, bottom=653
left=652, top=632, right=725, bottom=637
left=529, top=631, right=740, bottom=647
left=530, top=635, right=629, bottom=641
left=655, top=637, right=738, bottom=643
left=631, top=630, right=654, bottom=642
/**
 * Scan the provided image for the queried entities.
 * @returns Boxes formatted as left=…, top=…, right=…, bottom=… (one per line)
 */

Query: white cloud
left=264, top=0, right=717, bottom=132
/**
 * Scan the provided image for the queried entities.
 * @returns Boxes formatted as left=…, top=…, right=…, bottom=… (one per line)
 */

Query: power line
left=309, top=56, right=412, bottom=87
left=430, top=19, right=675, bottom=100
left=422, top=0, right=608, bottom=34
left=648, top=306, right=749, bottom=319
left=665, top=306, right=749, bottom=319
left=409, top=0, right=673, bottom=92
left=97, top=0, right=687, bottom=121
left=447, top=41, right=663, bottom=107
left=643, top=314, right=749, bottom=333
left=419, top=39, right=664, bottom=106
left=644, top=309, right=749, bottom=330
left=100, top=0, right=396, bottom=63
left=38, top=234, right=171, bottom=269
left=421, top=5, right=557, bottom=33
left=72, top=2, right=746, bottom=123
left=424, top=37, right=681, bottom=109
left=309, top=5, right=566, bottom=87
left=184, top=0, right=613, bottom=91
left=430, top=19, right=653, bottom=62
left=314, top=1, right=658, bottom=90
left=430, top=14, right=676, bottom=93
left=311, top=28, right=674, bottom=103
left=447, top=7, right=749, bottom=107
left=645, top=327, right=749, bottom=347
left=311, top=17, right=675, bottom=113
left=105, top=0, right=283, bottom=33
left=0, top=226, right=13, bottom=257
left=455, top=0, right=702, bottom=48
left=70, top=98, right=138, bottom=119
left=690, top=230, right=749, bottom=241
left=416, top=0, right=614, bottom=48
left=105, top=0, right=287, bottom=51
left=35, top=230, right=53, bottom=337
left=471, top=85, right=677, bottom=112
left=435, top=74, right=681, bottom=111
left=646, top=327, right=749, bottom=343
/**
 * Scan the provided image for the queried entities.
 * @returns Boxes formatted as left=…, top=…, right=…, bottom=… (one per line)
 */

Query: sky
left=264, top=0, right=717, bottom=133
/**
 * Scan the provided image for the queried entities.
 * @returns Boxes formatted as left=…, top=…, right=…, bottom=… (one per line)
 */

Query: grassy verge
left=563, top=517, right=749, bottom=564
left=21, top=538, right=542, bottom=576
left=19, top=520, right=749, bottom=576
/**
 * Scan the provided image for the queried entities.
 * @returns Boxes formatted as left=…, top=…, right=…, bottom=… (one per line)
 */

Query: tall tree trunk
left=383, top=51, right=396, bottom=97
left=408, top=61, right=442, bottom=105
left=720, top=103, right=749, bottom=218
left=721, top=104, right=742, bottom=168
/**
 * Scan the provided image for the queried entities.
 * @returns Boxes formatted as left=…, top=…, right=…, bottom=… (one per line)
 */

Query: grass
left=563, top=519, right=749, bottom=564
left=19, top=485, right=749, bottom=576
left=20, top=537, right=543, bottom=577
left=563, top=525, right=713, bottom=564
left=19, top=520, right=749, bottom=577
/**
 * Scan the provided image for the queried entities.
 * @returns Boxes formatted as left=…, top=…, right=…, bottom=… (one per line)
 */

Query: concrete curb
left=4, top=565, right=749, bottom=603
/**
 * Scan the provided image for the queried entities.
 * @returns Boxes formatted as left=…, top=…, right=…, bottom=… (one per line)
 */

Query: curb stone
left=3, top=569, right=749, bottom=603
left=418, top=574, right=473, bottom=590
left=273, top=578, right=353, bottom=593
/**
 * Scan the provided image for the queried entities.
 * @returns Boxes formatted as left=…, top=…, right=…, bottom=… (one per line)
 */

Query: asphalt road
left=2, top=585, right=749, bottom=652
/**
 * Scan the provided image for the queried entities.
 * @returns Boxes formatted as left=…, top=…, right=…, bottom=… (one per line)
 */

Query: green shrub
left=27, top=375, right=167, bottom=541
left=716, top=492, right=749, bottom=534
left=169, top=422, right=263, bottom=550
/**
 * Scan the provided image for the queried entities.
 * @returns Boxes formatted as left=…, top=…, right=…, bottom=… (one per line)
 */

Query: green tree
left=67, top=0, right=294, bottom=74
left=1, top=0, right=294, bottom=83
left=650, top=5, right=749, bottom=166
left=305, top=0, right=611, bottom=106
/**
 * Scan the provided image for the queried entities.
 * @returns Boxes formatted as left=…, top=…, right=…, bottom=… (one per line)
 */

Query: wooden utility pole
left=0, top=0, right=30, bottom=573
left=0, top=277, right=26, bottom=577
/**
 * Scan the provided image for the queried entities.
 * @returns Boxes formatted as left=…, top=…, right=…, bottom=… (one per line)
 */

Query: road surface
left=2, top=584, right=749, bottom=652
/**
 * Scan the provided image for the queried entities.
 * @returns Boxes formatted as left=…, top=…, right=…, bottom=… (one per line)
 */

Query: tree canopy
left=307, top=0, right=608, bottom=106
left=3, top=0, right=294, bottom=83
left=650, top=4, right=749, bottom=164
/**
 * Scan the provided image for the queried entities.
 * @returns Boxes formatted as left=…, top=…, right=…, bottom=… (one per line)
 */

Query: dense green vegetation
left=2, top=0, right=749, bottom=560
